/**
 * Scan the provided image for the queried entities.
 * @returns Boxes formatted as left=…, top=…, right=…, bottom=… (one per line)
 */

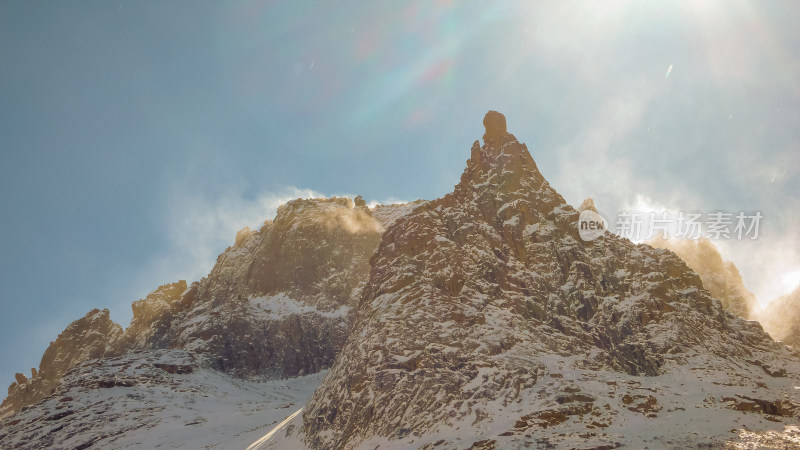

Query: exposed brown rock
left=482, top=110, right=508, bottom=145
left=113, top=280, right=189, bottom=352
left=1, top=309, right=122, bottom=419
left=724, top=395, right=799, bottom=417
left=622, top=393, right=661, bottom=415
left=234, top=226, right=253, bottom=247
left=153, top=363, right=193, bottom=374
left=300, top=112, right=790, bottom=448
left=2, top=196, right=420, bottom=419
left=170, top=197, right=394, bottom=378
left=354, top=195, right=367, bottom=208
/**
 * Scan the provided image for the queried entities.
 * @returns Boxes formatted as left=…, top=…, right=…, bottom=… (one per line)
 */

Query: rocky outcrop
left=646, top=237, right=758, bottom=319
left=1, top=309, right=122, bottom=419
left=299, top=112, right=798, bottom=448
left=112, top=280, right=191, bottom=352
left=482, top=109, right=507, bottom=144
left=4, top=111, right=797, bottom=448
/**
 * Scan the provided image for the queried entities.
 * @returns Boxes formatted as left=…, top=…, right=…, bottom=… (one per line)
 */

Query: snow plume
left=327, top=207, right=385, bottom=235
left=716, top=239, right=800, bottom=307
left=645, top=234, right=800, bottom=343
left=106, top=185, right=324, bottom=326
left=755, top=284, right=800, bottom=344
left=647, top=236, right=758, bottom=319
left=159, top=185, right=323, bottom=281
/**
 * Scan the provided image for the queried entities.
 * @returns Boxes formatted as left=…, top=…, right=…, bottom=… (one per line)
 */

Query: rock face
left=643, top=236, right=800, bottom=347
left=298, top=112, right=799, bottom=448
left=1, top=309, right=122, bottom=419
left=482, top=109, right=507, bottom=144
left=1, top=197, right=419, bottom=419
left=646, top=237, right=757, bottom=319
left=113, top=280, right=189, bottom=352
left=167, top=197, right=397, bottom=378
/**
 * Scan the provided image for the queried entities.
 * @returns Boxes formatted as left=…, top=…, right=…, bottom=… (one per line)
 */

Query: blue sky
left=1, top=1, right=798, bottom=387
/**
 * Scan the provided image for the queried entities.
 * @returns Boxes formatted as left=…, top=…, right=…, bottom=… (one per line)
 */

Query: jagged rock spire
left=482, top=110, right=508, bottom=145
left=300, top=112, right=794, bottom=449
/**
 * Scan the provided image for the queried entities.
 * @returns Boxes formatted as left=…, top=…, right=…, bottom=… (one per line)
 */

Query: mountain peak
left=455, top=112, right=567, bottom=229
left=299, top=113, right=797, bottom=449
left=482, top=110, right=509, bottom=145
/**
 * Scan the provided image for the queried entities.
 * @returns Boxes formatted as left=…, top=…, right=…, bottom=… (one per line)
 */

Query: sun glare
left=778, top=269, right=800, bottom=297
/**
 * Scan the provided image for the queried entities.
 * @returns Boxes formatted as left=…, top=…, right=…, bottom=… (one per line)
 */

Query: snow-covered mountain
left=2, top=111, right=799, bottom=449
left=0, top=197, right=418, bottom=438
left=288, top=111, right=799, bottom=448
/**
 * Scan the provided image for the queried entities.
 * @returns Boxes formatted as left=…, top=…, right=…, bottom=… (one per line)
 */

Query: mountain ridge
left=2, top=111, right=799, bottom=449
left=0, top=197, right=419, bottom=420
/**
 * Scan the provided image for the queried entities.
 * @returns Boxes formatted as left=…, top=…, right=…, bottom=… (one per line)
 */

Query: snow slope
left=0, top=350, right=324, bottom=449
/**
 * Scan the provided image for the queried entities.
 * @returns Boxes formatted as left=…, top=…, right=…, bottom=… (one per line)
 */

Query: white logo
left=578, top=210, right=608, bottom=241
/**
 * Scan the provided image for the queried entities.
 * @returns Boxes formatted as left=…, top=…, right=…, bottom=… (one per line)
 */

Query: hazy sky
left=1, top=1, right=798, bottom=387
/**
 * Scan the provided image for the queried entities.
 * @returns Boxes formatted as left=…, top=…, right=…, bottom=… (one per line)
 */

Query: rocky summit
left=2, top=112, right=799, bottom=449
left=291, top=112, right=800, bottom=448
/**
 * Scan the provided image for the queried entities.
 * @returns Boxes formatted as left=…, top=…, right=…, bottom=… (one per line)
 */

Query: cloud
left=162, top=186, right=323, bottom=280
left=109, top=185, right=324, bottom=327
left=550, top=81, right=670, bottom=226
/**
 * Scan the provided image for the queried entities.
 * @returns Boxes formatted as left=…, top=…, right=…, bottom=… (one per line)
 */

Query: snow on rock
left=371, top=200, right=427, bottom=229
left=248, top=293, right=349, bottom=321
left=0, top=309, right=122, bottom=420
left=4, top=111, right=798, bottom=449
left=0, top=349, right=325, bottom=449
left=113, top=280, right=189, bottom=352
left=166, top=197, right=388, bottom=378
left=647, top=237, right=758, bottom=319
left=296, top=111, right=800, bottom=449
left=1, top=193, right=422, bottom=437
left=647, top=236, right=800, bottom=349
